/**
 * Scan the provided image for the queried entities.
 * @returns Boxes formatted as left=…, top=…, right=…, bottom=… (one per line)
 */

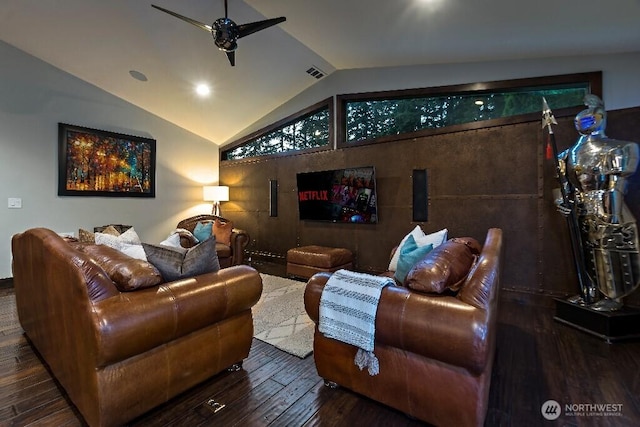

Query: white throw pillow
left=95, top=227, right=147, bottom=260
left=159, top=232, right=182, bottom=248
left=388, top=227, right=448, bottom=271
left=118, top=227, right=142, bottom=244
left=118, top=242, right=148, bottom=260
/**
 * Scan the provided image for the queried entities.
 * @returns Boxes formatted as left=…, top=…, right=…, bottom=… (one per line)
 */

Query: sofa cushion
left=143, top=236, right=220, bottom=282
left=394, top=235, right=434, bottom=283
left=388, top=226, right=447, bottom=272
left=80, top=244, right=163, bottom=291
left=405, top=236, right=481, bottom=293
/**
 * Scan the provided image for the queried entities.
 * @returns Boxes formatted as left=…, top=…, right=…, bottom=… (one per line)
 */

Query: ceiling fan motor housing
left=213, top=18, right=239, bottom=52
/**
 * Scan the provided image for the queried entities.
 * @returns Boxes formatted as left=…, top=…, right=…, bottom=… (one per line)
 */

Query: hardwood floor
left=1, top=268, right=639, bottom=426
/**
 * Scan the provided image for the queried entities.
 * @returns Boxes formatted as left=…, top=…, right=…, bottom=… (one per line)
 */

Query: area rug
left=252, top=273, right=315, bottom=358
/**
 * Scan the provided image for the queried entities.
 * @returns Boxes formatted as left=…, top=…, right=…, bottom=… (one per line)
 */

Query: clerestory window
left=221, top=98, right=332, bottom=161
left=337, top=72, right=601, bottom=147
left=221, top=72, right=601, bottom=160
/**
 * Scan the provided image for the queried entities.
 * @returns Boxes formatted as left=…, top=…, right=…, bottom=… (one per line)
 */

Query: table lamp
left=203, top=185, right=229, bottom=216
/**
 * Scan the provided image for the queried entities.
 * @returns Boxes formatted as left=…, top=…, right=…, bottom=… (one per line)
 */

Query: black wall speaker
left=269, top=179, right=278, bottom=217
left=412, top=169, right=428, bottom=222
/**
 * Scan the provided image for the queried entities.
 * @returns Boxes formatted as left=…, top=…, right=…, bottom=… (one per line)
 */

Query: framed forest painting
left=58, top=123, right=156, bottom=197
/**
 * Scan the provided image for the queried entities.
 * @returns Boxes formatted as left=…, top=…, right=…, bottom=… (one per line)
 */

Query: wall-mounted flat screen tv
left=296, top=166, right=378, bottom=223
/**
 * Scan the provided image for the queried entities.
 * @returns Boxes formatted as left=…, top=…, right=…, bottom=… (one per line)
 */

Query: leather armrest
left=304, top=273, right=492, bottom=374
left=93, top=265, right=262, bottom=366
left=230, top=228, right=250, bottom=265
left=179, top=234, right=198, bottom=248
left=179, top=227, right=249, bottom=265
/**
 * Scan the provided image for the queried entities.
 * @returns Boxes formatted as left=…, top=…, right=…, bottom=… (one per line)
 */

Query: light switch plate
left=8, top=198, right=22, bottom=209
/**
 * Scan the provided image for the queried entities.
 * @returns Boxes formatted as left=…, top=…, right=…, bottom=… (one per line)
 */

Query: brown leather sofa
left=11, top=228, right=262, bottom=427
left=177, top=214, right=250, bottom=268
left=304, top=228, right=503, bottom=427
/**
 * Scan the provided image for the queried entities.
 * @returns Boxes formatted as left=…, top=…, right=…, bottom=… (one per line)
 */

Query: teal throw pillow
left=193, top=221, right=213, bottom=242
left=394, top=235, right=434, bottom=284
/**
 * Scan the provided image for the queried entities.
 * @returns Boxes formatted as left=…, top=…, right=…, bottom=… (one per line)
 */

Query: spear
left=542, top=97, right=596, bottom=304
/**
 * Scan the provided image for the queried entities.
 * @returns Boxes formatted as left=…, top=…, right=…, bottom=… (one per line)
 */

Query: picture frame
left=58, top=123, right=156, bottom=197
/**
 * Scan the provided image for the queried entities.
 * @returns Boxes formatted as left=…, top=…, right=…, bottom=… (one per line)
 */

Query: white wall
left=0, top=41, right=219, bottom=278
left=228, top=51, right=640, bottom=144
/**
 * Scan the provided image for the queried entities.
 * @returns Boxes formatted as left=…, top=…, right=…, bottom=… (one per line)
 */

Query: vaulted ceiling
left=1, top=0, right=639, bottom=144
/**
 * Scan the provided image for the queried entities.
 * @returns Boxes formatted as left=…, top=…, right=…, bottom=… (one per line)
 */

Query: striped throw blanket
left=318, top=269, right=394, bottom=375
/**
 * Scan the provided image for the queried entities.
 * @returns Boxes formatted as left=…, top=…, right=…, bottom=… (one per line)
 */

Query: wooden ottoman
left=286, top=245, right=354, bottom=279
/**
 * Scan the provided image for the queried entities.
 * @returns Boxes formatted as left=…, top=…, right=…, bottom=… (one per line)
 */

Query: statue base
left=554, top=298, right=640, bottom=343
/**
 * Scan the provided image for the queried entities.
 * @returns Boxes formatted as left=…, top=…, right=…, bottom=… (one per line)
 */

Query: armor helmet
left=574, top=94, right=606, bottom=136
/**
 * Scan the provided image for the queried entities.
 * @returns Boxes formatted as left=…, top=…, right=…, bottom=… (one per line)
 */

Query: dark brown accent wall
left=220, top=106, right=640, bottom=304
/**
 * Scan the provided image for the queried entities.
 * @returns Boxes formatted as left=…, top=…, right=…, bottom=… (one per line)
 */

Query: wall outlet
left=8, top=198, right=22, bottom=208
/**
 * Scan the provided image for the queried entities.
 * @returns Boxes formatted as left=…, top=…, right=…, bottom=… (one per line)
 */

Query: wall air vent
left=306, top=66, right=326, bottom=79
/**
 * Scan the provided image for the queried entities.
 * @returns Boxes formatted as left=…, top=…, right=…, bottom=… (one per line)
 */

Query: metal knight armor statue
left=557, top=94, right=640, bottom=311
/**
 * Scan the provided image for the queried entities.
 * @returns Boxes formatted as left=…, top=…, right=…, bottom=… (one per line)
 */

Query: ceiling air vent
left=306, top=66, right=325, bottom=79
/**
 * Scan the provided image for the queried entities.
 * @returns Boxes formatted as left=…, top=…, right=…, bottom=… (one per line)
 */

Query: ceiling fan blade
left=237, top=17, right=286, bottom=39
left=152, top=5, right=212, bottom=32
left=226, top=50, right=236, bottom=67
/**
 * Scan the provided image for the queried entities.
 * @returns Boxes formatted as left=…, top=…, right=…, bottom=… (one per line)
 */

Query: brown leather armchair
left=12, top=228, right=262, bottom=427
left=304, top=228, right=503, bottom=427
left=177, top=214, right=250, bottom=268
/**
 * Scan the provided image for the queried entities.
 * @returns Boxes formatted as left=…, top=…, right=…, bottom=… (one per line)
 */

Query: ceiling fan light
left=196, top=84, right=211, bottom=97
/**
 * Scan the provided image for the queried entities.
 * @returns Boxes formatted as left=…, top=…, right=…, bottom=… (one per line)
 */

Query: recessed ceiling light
left=475, top=100, right=484, bottom=106
left=195, top=83, right=211, bottom=97
left=129, top=70, right=148, bottom=82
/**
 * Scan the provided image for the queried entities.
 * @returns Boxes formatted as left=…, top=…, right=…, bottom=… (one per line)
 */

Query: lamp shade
left=203, top=185, right=229, bottom=202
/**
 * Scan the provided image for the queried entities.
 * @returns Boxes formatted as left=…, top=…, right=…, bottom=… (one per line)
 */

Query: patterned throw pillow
left=78, top=228, right=96, bottom=243
left=78, top=225, right=120, bottom=243
left=143, top=236, right=220, bottom=282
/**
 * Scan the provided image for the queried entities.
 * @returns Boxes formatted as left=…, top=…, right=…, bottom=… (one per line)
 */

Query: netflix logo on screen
left=296, top=167, right=378, bottom=224
left=298, top=190, right=329, bottom=201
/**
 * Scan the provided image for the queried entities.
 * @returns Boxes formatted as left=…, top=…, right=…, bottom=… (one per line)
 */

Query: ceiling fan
left=152, top=1, right=286, bottom=66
